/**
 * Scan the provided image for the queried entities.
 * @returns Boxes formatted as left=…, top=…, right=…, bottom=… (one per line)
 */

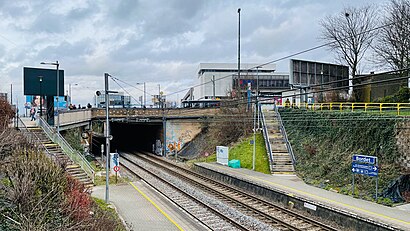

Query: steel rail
left=120, top=154, right=248, bottom=231
left=136, top=152, right=338, bottom=231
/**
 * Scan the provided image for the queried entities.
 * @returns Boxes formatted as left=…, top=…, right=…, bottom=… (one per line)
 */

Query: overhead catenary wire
left=164, top=21, right=397, bottom=98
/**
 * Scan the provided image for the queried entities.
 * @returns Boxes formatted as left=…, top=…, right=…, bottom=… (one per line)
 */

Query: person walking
left=30, top=107, right=36, bottom=121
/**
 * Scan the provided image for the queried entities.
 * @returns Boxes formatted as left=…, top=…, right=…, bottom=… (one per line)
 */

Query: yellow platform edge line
left=210, top=164, right=410, bottom=226
left=129, top=182, right=184, bottom=231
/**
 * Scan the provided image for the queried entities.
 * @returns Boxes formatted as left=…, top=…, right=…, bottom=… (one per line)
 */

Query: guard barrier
left=282, top=102, right=410, bottom=115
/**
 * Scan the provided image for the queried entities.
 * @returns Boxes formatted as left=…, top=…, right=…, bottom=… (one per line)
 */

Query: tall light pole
left=237, top=8, right=241, bottom=96
left=69, top=83, right=78, bottom=105
left=38, top=76, right=43, bottom=117
left=136, top=82, right=146, bottom=108
left=41, top=61, right=60, bottom=133
left=256, top=66, right=260, bottom=130
left=158, top=84, right=161, bottom=108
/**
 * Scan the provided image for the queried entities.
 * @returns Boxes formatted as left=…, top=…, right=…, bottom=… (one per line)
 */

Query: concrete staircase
left=263, top=110, right=295, bottom=174
left=28, top=127, right=94, bottom=188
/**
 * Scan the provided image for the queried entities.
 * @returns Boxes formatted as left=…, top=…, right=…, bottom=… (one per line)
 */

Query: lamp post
left=237, top=8, right=241, bottom=95
left=69, top=83, right=78, bottom=105
left=38, top=76, right=43, bottom=117
left=158, top=84, right=161, bottom=108
left=96, top=73, right=118, bottom=203
left=41, top=61, right=60, bottom=133
left=256, top=66, right=260, bottom=130
left=136, top=82, right=146, bottom=108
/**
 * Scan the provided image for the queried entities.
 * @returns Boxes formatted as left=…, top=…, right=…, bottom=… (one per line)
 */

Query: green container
left=228, top=159, right=241, bottom=168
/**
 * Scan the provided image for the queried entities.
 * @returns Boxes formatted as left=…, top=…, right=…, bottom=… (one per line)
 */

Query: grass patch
left=94, top=174, right=131, bottom=186
left=92, top=197, right=127, bottom=231
left=229, top=132, right=270, bottom=174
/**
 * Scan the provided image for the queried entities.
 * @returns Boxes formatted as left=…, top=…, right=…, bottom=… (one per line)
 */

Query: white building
left=183, top=63, right=289, bottom=101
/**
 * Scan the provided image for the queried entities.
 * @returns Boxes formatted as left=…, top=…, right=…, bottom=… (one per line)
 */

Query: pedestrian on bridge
left=30, top=107, right=36, bottom=121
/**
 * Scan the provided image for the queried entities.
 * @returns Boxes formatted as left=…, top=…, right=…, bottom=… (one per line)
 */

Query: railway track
left=120, top=153, right=261, bottom=231
left=124, top=152, right=340, bottom=231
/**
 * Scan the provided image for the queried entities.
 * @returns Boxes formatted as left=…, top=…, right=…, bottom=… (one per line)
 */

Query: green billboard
left=23, top=67, right=64, bottom=96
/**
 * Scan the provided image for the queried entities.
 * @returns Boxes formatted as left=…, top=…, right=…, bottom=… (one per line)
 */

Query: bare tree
left=373, top=0, right=410, bottom=77
left=320, top=5, right=378, bottom=101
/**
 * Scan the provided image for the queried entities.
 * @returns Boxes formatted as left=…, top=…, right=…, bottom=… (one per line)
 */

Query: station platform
left=195, top=162, right=410, bottom=230
left=92, top=181, right=207, bottom=231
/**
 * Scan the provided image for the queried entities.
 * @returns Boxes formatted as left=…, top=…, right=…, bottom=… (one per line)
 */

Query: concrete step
left=272, top=165, right=295, bottom=172
left=66, top=167, right=85, bottom=174
left=273, top=156, right=292, bottom=161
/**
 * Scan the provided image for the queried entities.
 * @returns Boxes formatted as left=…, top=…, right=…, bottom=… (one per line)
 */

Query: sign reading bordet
left=351, top=154, right=378, bottom=177
left=351, top=154, right=379, bottom=200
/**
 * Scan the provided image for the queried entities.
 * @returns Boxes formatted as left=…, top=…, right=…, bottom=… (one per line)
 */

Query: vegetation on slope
left=0, top=98, right=125, bottom=230
left=280, top=108, right=402, bottom=203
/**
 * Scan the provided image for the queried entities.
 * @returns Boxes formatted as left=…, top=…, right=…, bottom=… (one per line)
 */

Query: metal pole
left=212, top=75, right=215, bottom=99
left=104, top=73, right=110, bottom=203
left=352, top=174, right=355, bottom=198
left=144, top=82, right=146, bottom=108
left=158, top=84, right=161, bottom=108
left=39, top=76, right=43, bottom=117
left=69, top=84, right=71, bottom=105
left=56, top=61, right=60, bottom=133
left=237, top=8, right=241, bottom=94
left=10, top=84, right=12, bottom=105
left=376, top=176, right=378, bottom=201
left=163, top=112, right=166, bottom=157
left=252, top=100, right=256, bottom=171
left=256, top=67, right=260, bottom=130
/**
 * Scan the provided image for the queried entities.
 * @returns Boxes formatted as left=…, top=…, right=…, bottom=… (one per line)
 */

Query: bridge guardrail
left=38, top=117, right=95, bottom=183
left=260, top=106, right=273, bottom=173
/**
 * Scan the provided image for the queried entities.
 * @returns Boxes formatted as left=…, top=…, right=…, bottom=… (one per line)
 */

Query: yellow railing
left=281, top=102, right=410, bottom=115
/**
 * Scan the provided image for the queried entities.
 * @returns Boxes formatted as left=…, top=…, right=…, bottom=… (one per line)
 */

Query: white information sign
left=216, top=146, right=229, bottom=166
left=110, top=153, right=120, bottom=174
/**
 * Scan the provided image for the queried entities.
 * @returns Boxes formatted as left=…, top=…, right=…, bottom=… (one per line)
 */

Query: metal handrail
left=16, top=116, right=56, bottom=162
left=260, top=107, right=274, bottom=172
left=275, top=107, right=296, bottom=165
left=38, top=117, right=95, bottom=182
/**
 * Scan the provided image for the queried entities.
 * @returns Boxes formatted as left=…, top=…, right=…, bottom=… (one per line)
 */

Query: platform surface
left=92, top=181, right=207, bottom=231
left=196, top=162, right=410, bottom=230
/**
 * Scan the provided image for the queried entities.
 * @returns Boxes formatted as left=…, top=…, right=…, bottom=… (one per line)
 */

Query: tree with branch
left=320, top=5, right=378, bottom=101
left=373, top=0, right=410, bottom=77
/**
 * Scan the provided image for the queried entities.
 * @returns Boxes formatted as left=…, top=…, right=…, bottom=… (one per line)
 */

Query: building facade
left=185, top=63, right=287, bottom=101
left=95, top=92, right=131, bottom=108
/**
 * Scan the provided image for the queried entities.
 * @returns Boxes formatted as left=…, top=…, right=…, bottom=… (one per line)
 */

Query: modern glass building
left=95, top=92, right=131, bottom=108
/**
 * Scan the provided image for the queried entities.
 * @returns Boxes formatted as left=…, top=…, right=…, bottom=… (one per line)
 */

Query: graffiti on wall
left=166, top=124, right=192, bottom=154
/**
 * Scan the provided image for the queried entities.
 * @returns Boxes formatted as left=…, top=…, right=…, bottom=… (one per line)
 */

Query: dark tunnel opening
left=110, top=122, right=163, bottom=153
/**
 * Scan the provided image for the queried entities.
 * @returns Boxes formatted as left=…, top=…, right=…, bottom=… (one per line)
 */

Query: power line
left=165, top=21, right=396, bottom=98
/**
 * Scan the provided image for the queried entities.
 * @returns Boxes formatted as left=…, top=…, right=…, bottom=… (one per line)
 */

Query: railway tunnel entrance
left=110, top=122, right=163, bottom=153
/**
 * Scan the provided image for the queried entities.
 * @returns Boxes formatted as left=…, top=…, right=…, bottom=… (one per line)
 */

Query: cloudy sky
left=0, top=0, right=386, bottom=109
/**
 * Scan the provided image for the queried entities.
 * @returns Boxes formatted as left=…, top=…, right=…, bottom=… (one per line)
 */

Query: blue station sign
left=351, top=163, right=378, bottom=177
left=352, top=154, right=377, bottom=165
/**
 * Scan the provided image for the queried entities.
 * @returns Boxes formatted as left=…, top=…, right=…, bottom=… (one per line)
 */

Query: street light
left=69, top=83, right=78, bottom=105
left=237, top=8, right=241, bottom=94
left=136, top=82, right=146, bottom=108
left=38, top=76, right=43, bottom=117
left=41, top=61, right=60, bottom=133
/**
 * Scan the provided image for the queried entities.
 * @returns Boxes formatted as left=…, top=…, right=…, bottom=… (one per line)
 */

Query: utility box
left=216, top=146, right=229, bottom=165
left=228, top=159, right=241, bottom=168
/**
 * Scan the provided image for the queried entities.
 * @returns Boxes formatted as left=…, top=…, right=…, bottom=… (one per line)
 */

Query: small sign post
left=352, top=154, right=379, bottom=200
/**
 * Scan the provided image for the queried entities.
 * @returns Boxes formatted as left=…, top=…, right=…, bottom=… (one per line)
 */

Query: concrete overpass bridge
left=56, top=107, right=220, bottom=155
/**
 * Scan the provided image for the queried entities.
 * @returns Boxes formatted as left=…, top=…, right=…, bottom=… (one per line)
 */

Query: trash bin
left=228, top=159, right=241, bottom=168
